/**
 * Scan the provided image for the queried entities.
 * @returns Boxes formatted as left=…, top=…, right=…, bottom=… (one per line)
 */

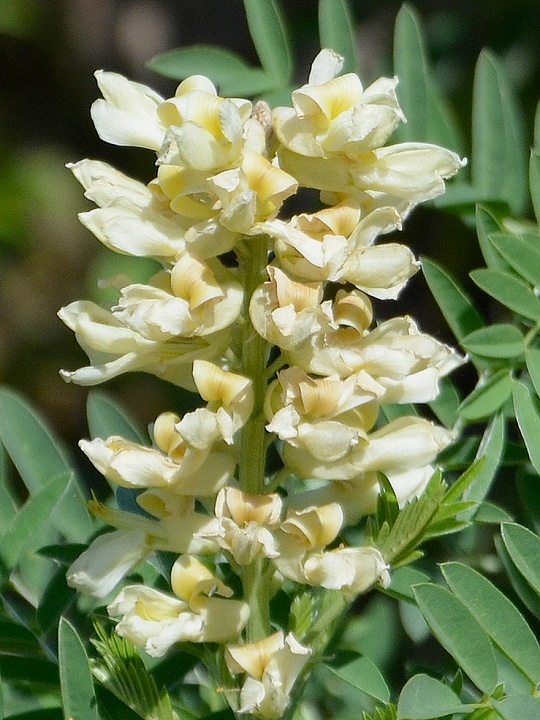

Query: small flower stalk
left=63, top=49, right=465, bottom=718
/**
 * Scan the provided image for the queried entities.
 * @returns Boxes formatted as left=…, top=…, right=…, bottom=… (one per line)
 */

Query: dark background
left=1, top=0, right=539, bottom=448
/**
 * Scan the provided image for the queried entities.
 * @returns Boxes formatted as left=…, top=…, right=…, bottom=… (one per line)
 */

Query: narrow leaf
left=501, top=523, right=540, bottom=602
left=0, top=474, right=68, bottom=581
left=442, top=562, right=540, bottom=684
left=243, top=0, right=292, bottom=84
left=489, top=231, right=540, bottom=288
left=59, top=618, right=99, bottom=720
left=530, top=151, right=540, bottom=225
left=470, top=268, right=540, bottom=320
left=513, top=380, right=540, bottom=475
left=476, top=205, right=507, bottom=270
left=37, top=566, right=77, bottom=633
left=458, top=369, right=513, bottom=420
left=413, top=583, right=498, bottom=694
left=472, top=50, right=528, bottom=215
left=461, top=413, right=505, bottom=520
left=461, top=324, right=525, bottom=358
left=429, top=376, right=461, bottom=428
left=327, top=655, right=390, bottom=703
left=0, top=387, right=92, bottom=541
left=421, top=257, right=484, bottom=341
left=525, top=348, right=540, bottom=399
left=496, top=535, right=540, bottom=621
left=0, top=441, right=17, bottom=527
left=318, top=0, right=357, bottom=73
left=397, top=674, right=474, bottom=719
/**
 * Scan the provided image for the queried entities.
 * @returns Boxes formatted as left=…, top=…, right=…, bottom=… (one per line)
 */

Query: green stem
left=238, top=234, right=271, bottom=642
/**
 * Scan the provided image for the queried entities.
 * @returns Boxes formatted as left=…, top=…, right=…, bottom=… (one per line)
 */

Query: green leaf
left=0, top=441, right=17, bottom=527
left=421, top=257, right=484, bottom=342
left=0, top=387, right=92, bottom=541
left=476, top=206, right=507, bottom=270
left=461, top=324, right=525, bottom=359
left=413, top=583, right=498, bottom=694
left=0, top=655, right=59, bottom=687
left=397, top=674, right=474, bottom=719
left=429, top=376, right=461, bottom=428
left=243, top=0, right=292, bottom=84
left=470, top=268, right=540, bottom=320
left=496, top=535, right=540, bottom=621
left=525, top=348, right=540, bottom=399
left=530, top=151, right=540, bottom=225
left=491, top=695, right=540, bottom=720
left=472, top=50, right=528, bottom=215
left=512, top=380, right=540, bottom=474
left=442, top=562, right=540, bottom=684
left=459, top=370, right=513, bottom=420
left=148, top=46, right=275, bottom=96
left=87, top=390, right=147, bottom=443
left=461, top=414, right=505, bottom=520
left=59, top=618, right=99, bottom=720
left=474, top=502, right=513, bottom=523
left=327, top=654, right=390, bottom=703
left=0, top=474, right=68, bottom=582
left=489, top=232, right=540, bottom=288
left=318, top=0, right=357, bottom=73
left=501, top=523, right=540, bottom=602
left=37, top=566, right=76, bottom=633
left=385, top=566, right=430, bottom=603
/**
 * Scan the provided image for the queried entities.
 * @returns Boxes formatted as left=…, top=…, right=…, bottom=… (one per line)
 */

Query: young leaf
left=512, top=380, right=540, bottom=475
left=421, top=257, right=484, bottom=342
left=458, top=369, right=513, bottom=421
left=442, top=562, right=540, bottom=685
left=87, top=390, right=147, bottom=444
left=470, top=268, right=540, bottom=320
left=397, top=674, right=474, bottom=719
left=327, top=654, right=390, bottom=703
left=59, top=618, right=99, bottom=720
left=318, top=0, right=357, bottom=73
left=0, top=387, right=92, bottom=542
left=461, top=324, right=525, bottom=359
left=489, top=232, right=540, bottom=288
left=472, top=50, right=528, bottom=215
left=413, top=583, right=498, bottom=694
left=243, top=0, right=292, bottom=85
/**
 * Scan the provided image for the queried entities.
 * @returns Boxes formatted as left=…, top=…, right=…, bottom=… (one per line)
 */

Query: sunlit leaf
left=489, top=231, right=540, bottom=288
left=318, top=0, right=356, bottom=73
left=397, top=674, right=474, bottom=719
left=59, top=618, right=99, bottom=720
left=413, top=583, right=498, bottom=694
left=512, top=380, right=540, bottom=475
left=458, top=369, right=513, bottom=420
left=442, top=562, right=540, bottom=685
left=461, top=324, right=525, bottom=358
left=470, top=268, right=540, bottom=320
left=421, top=257, right=484, bottom=342
left=472, top=50, right=528, bottom=215
left=327, top=654, right=390, bottom=703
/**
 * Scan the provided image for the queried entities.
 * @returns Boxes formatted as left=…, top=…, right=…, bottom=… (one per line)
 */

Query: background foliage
left=2, top=1, right=540, bottom=719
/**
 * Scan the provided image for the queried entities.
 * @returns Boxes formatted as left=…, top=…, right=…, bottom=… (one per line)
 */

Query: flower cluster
left=63, top=50, right=464, bottom=718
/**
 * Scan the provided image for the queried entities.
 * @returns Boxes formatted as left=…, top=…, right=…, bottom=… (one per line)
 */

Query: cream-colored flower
left=58, top=298, right=232, bottom=390
left=198, top=487, right=282, bottom=564
left=192, top=360, right=254, bottom=444
left=108, top=557, right=249, bottom=656
left=265, top=367, right=381, bottom=462
left=66, top=528, right=152, bottom=598
left=287, top=313, right=465, bottom=403
left=111, top=259, right=242, bottom=340
left=302, top=546, right=390, bottom=597
left=282, top=414, right=454, bottom=482
left=249, top=267, right=323, bottom=350
left=91, top=70, right=166, bottom=150
left=226, top=631, right=311, bottom=719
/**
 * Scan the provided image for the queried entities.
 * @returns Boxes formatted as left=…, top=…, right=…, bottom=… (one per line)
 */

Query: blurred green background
left=1, top=0, right=539, bottom=449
